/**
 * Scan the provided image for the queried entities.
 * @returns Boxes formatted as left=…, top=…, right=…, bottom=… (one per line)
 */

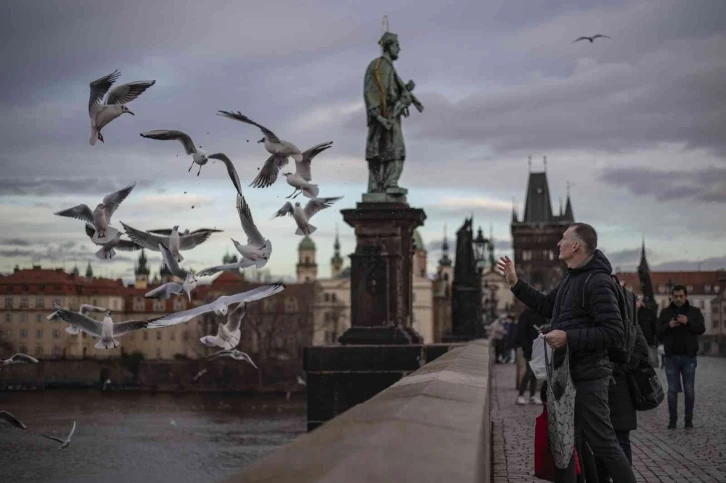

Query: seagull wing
left=297, top=141, right=333, bottom=181
left=67, top=421, right=77, bottom=441
left=0, top=410, right=27, bottom=429
left=79, top=305, right=107, bottom=315
left=178, top=230, right=214, bottom=250
left=84, top=223, right=96, bottom=240
left=114, top=317, right=164, bottom=336
left=189, top=228, right=223, bottom=235
left=249, top=153, right=288, bottom=188
left=120, top=222, right=168, bottom=250
left=144, top=283, right=182, bottom=299
left=146, top=302, right=217, bottom=328
left=89, top=70, right=121, bottom=114
left=158, top=243, right=188, bottom=279
left=147, top=228, right=173, bottom=235
left=225, top=302, right=247, bottom=332
left=116, top=239, right=143, bottom=251
left=217, top=282, right=286, bottom=306
left=140, top=130, right=197, bottom=155
left=272, top=202, right=294, bottom=219
left=592, top=34, right=610, bottom=40
left=55, top=204, right=94, bottom=225
left=106, top=80, right=156, bottom=105
left=206, top=349, right=232, bottom=360
left=573, top=36, right=590, bottom=43
left=196, top=260, right=256, bottom=278
left=216, top=110, right=281, bottom=143
left=51, top=304, right=104, bottom=337
left=102, top=182, right=136, bottom=221
left=9, top=353, right=39, bottom=364
left=41, top=434, right=65, bottom=444
left=208, top=153, right=243, bottom=197
left=236, top=194, right=265, bottom=247
left=304, top=196, right=343, bottom=220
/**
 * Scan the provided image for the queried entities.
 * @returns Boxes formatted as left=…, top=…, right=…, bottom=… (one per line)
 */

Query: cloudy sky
left=2, top=0, right=725, bottom=282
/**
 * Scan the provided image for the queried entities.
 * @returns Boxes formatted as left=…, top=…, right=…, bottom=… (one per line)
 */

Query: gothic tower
left=134, top=249, right=150, bottom=289
left=330, top=226, right=344, bottom=278
left=297, top=236, right=318, bottom=283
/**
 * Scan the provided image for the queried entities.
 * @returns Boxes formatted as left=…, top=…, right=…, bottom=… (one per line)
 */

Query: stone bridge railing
left=225, top=339, right=493, bottom=483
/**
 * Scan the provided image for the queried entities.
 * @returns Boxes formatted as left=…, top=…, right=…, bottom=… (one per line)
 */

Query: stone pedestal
left=338, top=201, right=426, bottom=345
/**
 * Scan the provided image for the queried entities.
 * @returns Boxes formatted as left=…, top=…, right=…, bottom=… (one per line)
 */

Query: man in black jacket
left=636, top=296, right=659, bottom=366
left=497, top=222, right=635, bottom=483
left=656, top=285, right=705, bottom=430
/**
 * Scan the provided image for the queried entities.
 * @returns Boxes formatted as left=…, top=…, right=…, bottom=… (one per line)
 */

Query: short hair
left=570, top=222, right=598, bottom=254
left=672, top=284, right=688, bottom=296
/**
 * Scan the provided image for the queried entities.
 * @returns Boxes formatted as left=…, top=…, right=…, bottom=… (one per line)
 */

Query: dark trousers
left=595, top=430, right=632, bottom=482
left=518, top=358, right=537, bottom=397
left=665, top=355, right=697, bottom=422
left=555, top=377, right=636, bottom=483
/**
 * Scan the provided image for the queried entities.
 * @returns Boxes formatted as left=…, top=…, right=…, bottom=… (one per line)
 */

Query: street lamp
left=473, top=227, right=488, bottom=276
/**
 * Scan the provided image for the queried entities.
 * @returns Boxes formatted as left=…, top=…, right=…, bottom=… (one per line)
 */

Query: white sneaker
left=516, top=396, right=527, bottom=405
left=530, top=395, right=543, bottom=405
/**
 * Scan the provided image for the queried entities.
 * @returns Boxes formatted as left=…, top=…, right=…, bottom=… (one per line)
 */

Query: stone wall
left=225, top=339, right=494, bottom=483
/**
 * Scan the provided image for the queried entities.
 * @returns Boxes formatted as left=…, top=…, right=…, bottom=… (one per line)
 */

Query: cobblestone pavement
left=491, top=356, right=726, bottom=482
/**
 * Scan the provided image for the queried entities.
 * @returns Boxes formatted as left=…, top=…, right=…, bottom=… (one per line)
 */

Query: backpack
left=582, top=273, right=637, bottom=364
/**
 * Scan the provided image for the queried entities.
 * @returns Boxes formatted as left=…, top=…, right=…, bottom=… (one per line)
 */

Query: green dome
left=413, top=230, right=425, bottom=251
left=299, top=236, right=316, bottom=251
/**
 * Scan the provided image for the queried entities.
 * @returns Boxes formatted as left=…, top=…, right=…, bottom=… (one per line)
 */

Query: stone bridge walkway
left=491, top=356, right=726, bottom=482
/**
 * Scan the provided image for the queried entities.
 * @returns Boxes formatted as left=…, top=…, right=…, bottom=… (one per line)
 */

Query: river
left=0, top=390, right=306, bottom=483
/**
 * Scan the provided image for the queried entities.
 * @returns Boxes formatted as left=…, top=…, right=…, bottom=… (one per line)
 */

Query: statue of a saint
left=363, top=31, right=423, bottom=196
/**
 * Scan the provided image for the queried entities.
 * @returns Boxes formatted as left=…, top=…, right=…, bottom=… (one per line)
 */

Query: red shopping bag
left=534, top=407, right=581, bottom=481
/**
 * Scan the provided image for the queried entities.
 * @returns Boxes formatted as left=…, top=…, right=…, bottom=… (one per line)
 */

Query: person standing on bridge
left=497, top=223, right=636, bottom=483
left=656, top=285, right=705, bottom=430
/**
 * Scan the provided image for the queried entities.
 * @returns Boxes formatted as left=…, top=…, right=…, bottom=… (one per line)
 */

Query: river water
left=0, top=390, right=306, bottom=483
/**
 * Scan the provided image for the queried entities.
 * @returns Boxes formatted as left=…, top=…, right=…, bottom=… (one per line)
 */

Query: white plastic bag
left=529, top=336, right=552, bottom=381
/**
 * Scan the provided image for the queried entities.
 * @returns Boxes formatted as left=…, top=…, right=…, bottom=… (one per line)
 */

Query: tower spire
left=543, top=155, right=547, bottom=171
left=528, top=155, right=532, bottom=172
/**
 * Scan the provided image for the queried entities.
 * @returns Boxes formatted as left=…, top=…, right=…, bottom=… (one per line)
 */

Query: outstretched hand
left=496, top=256, right=518, bottom=287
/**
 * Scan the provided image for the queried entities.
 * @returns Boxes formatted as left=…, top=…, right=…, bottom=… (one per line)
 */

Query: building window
left=143, top=332, right=149, bottom=340
left=156, top=348, right=161, bottom=359
left=170, top=331, right=176, bottom=341
left=4, top=313, right=11, bottom=323
left=324, top=293, right=330, bottom=302
left=285, top=298, right=298, bottom=312
left=52, top=329, right=60, bottom=339
left=35, top=296, right=44, bottom=308
left=36, top=314, right=42, bottom=322
left=156, top=331, right=161, bottom=341
left=36, top=329, right=43, bottom=339
left=53, top=346, right=63, bottom=357
left=35, top=346, right=43, bottom=357
left=705, top=285, right=712, bottom=293
left=712, top=319, right=719, bottom=330
left=305, top=256, right=310, bottom=263
left=20, top=296, right=29, bottom=309
left=183, top=331, right=189, bottom=341
left=112, top=300, right=118, bottom=310
left=20, top=313, right=27, bottom=323
left=715, top=286, right=721, bottom=293
left=332, top=293, right=337, bottom=302
left=20, top=329, right=28, bottom=339
left=4, top=297, right=11, bottom=309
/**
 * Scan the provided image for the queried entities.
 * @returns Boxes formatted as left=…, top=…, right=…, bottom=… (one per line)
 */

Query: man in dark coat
left=636, top=296, right=659, bottom=366
left=656, top=285, right=705, bottom=430
left=497, top=222, right=635, bottom=483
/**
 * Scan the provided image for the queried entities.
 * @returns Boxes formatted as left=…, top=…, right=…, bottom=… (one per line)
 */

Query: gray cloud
left=0, top=238, right=32, bottom=246
left=651, top=256, right=726, bottom=271
left=600, top=166, right=726, bottom=203
left=0, top=177, right=155, bottom=197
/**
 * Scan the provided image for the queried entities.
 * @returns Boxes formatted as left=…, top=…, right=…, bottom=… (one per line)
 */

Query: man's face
left=672, top=289, right=687, bottom=307
left=388, top=41, right=400, bottom=60
left=557, top=227, right=580, bottom=261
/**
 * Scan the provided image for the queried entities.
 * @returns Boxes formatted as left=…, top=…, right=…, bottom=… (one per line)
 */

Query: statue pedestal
left=338, top=201, right=426, bottom=345
left=361, top=187, right=408, bottom=204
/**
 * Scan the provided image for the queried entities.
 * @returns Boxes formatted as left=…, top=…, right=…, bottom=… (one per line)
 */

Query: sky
left=1, top=0, right=725, bottom=283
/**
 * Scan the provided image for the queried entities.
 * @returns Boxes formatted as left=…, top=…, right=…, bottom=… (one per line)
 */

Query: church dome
left=413, top=230, right=425, bottom=251
left=299, top=236, right=316, bottom=251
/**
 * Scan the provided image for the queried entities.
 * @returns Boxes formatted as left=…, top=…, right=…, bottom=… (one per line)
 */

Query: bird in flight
left=573, top=34, right=610, bottom=43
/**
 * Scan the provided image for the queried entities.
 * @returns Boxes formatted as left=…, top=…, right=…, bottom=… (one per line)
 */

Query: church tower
left=437, top=225, right=453, bottom=285
left=85, top=261, right=94, bottom=279
left=330, top=225, right=344, bottom=278
left=297, top=236, right=318, bottom=283
left=134, top=249, right=150, bottom=289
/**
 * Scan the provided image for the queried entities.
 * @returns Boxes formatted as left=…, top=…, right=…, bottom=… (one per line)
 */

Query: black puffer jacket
left=512, top=249, right=625, bottom=381
left=656, top=301, right=705, bottom=357
left=609, top=322, right=650, bottom=431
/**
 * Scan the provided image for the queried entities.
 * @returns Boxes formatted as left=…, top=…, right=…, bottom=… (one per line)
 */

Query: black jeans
left=518, top=358, right=537, bottom=397
left=555, top=377, right=636, bottom=483
left=595, top=430, right=632, bottom=482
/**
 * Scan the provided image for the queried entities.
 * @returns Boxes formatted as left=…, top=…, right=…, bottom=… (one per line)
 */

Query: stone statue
left=363, top=31, right=424, bottom=199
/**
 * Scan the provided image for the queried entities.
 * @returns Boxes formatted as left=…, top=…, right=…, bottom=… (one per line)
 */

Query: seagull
left=51, top=304, right=163, bottom=350
left=42, top=421, right=76, bottom=449
left=281, top=142, right=333, bottom=199
left=148, top=228, right=223, bottom=237
left=206, top=349, right=258, bottom=369
left=249, top=141, right=331, bottom=195
left=120, top=222, right=214, bottom=263
left=0, top=410, right=27, bottom=429
left=88, top=70, right=155, bottom=145
left=139, top=130, right=243, bottom=194
left=48, top=303, right=108, bottom=335
left=573, top=34, right=610, bottom=43
left=147, top=282, right=286, bottom=328
left=1, top=353, right=39, bottom=371
left=102, top=378, right=111, bottom=391
left=273, top=196, right=343, bottom=236
left=54, top=182, right=136, bottom=242
left=196, top=194, right=271, bottom=277
left=217, top=109, right=302, bottom=163
left=297, top=376, right=307, bottom=386
left=192, top=368, right=208, bottom=383
left=143, top=243, right=198, bottom=301
left=200, top=302, right=247, bottom=350
left=84, top=224, right=141, bottom=260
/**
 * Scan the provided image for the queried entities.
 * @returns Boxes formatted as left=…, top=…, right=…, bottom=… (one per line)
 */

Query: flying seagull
left=0, top=353, right=39, bottom=371
left=249, top=141, right=331, bottom=195
left=48, top=303, right=108, bottom=335
left=192, top=368, right=208, bottom=383
left=139, top=130, right=243, bottom=195
left=0, top=410, right=27, bottom=429
left=84, top=224, right=141, bottom=260
left=217, top=110, right=303, bottom=165
left=54, top=182, right=136, bottom=242
left=273, top=196, right=343, bottom=236
left=200, top=302, right=248, bottom=350
left=88, top=70, right=155, bottom=145
left=297, top=376, right=307, bottom=386
left=206, top=349, right=258, bottom=369
left=120, top=223, right=214, bottom=263
left=147, top=282, right=286, bottom=328
left=144, top=243, right=198, bottom=301
left=51, top=304, right=163, bottom=350
left=281, top=142, right=333, bottom=199
left=573, top=34, right=610, bottom=43
left=42, top=421, right=76, bottom=449
left=196, top=194, right=271, bottom=277
left=148, top=228, right=223, bottom=237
